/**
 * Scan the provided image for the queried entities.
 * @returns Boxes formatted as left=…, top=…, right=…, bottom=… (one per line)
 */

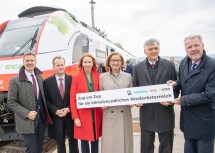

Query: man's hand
left=27, top=111, right=37, bottom=120
left=167, top=80, right=177, bottom=88
left=172, top=98, right=181, bottom=105
left=55, top=109, right=64, bottom=117
left=160, top=101, right=173, bottom=106
left=61, top=107, right=70, bottom=116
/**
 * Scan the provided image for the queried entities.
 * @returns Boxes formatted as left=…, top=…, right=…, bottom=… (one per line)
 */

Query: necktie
left=31, top=74, right=37, bottom=98
left=191, top=63, right=197, bottom=72
left=59, top=78, right=64, bottom=98
left=151, top=64, right=155, bottom=70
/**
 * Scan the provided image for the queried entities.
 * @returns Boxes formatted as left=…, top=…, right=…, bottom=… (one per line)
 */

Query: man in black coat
left=44, top=56, right=79, bottom=153
left=168, top=34, right=215, bottom=153
left=133, top=38, right=179, bottom=153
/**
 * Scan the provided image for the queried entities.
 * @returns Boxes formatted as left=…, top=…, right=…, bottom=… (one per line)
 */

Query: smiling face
left=144, top=43, right=160, bottom=62
left=82, top=56, right=93, bottom=72
left=23, top=55, right=37, bottom=73
left=53, top=58, right=65, bottom=77
left=109, top=55, right=122, bottom=71
left=184, top=37, right=204, bottom=62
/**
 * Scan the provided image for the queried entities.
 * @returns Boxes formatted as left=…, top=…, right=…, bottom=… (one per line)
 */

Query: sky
left=0, top=0, right=215, bottom=58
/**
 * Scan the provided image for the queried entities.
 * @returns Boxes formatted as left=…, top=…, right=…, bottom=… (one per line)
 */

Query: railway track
left=0, top=138, right=57, bottom=153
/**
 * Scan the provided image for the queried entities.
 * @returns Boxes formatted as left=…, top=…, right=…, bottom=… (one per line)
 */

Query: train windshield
left=0, top=16, right=47, bottom=57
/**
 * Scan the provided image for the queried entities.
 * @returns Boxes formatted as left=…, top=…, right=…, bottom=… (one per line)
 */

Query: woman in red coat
left=70, top=53, right=102, bottom=153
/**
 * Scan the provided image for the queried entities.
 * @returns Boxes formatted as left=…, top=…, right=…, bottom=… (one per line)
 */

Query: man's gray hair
left=143, top=38, right=160, bottom=49
left=184, top=34, right=203, bottom=44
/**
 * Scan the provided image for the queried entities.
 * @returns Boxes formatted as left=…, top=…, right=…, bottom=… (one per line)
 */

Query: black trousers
left=184, top=137, right=214, bottom=153
left=141, top=128, right=174, bottom=153
left=81, top=140, right=98, bottom=153
left=81, top=123, right=98, bottom=153
left=23, top=121, right=45, bottom=153
left=54, top=117, right=79, bottom=153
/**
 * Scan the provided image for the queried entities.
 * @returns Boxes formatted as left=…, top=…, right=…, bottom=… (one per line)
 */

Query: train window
left=81, top=35, right=89, bottom=53
left=106, top=47, right=114, bottom=57
left=72, top=34, right=89, bottom=63
left=111, top=48, right=115, bottom=52
left=0, top=16, right=46, bottom=57
left=96, top=49, right=106, bottom=58
left=96, top=49, right=106, bottom=63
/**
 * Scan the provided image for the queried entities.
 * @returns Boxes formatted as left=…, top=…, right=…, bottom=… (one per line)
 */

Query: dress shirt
left=55, top=74, right=65, bottom=91
left=191, top=60, right=201, bottom=70
left=25, top=70, right=39, bottom=99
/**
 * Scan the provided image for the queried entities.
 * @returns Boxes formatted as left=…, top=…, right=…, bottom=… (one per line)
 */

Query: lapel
left=36, top=75, right=44, bottom=100
left=52, top=75, right=63, bottom=99
left=79, top=69, right=89, bottom=93
left=78, top=69, right=99, bottom=92
left=142, top=60, right=152, bottom=84
left=92, top=70, right=99, bottom=91
left=64, top=74, right=70, bottom=98
left=155, top=58, right=165, bottom=83
left=182, top=57, right=190, bottom=81
left=36, top=75, right=42, bottom=91
left=183, top=56, right=204, bottom=82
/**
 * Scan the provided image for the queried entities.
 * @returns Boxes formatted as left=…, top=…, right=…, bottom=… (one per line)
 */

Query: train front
left=0, top=6, right=80, bottom=140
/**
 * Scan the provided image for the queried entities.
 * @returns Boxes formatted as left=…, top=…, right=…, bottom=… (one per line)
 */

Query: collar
left=55, top=74, right=65, bottom=80
left=192, top=60, right=201, bottom=65
left=19, top=66, right=42, bottom=82
left=25, top=70, right=35, bottom=77
left=148, top=61, right=157, bottom=65
left=109, top=69, right=122, bottom=77
left=147, top=57, right=159, bottom=65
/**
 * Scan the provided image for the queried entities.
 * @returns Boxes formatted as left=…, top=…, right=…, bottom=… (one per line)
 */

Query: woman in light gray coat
left=100, top=52, right=133, bottom=153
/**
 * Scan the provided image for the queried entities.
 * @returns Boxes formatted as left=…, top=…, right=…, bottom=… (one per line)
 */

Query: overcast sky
left=0, top=0, right=215, bottom=57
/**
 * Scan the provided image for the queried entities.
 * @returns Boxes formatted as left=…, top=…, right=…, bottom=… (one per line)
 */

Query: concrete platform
left=50, top=105, right=186, bottom=153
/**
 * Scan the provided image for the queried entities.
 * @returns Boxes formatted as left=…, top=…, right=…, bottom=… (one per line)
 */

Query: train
left=0, top=6, right=139, bottom=141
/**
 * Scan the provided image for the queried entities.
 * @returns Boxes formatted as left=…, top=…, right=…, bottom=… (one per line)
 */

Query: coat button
left=111, top=111, right=114, bottom=113
left=121, top=110, right=123, bottom=113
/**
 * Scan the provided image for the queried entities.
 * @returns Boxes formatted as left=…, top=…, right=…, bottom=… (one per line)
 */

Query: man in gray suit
left=7, top=51, right=52, bottom=153
left=133, top=38, right=179, bottom=153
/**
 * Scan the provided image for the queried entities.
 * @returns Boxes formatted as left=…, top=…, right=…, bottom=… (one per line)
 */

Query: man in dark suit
left=7, top=51, right=52, bottom=153
left=125, top=60, right=133, bottom=76
left=44, top=56, right=79, bottom=153
left=167, top=34, right=215, bottom=153
left=133, top=38, right=179, bottom=153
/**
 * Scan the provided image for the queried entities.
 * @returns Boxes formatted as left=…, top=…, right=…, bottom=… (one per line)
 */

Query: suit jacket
left=70, top=68, right=102, bottom=141
left=7, top=66, right=52, bottom=134
left=125, top=64, right=133, bottom=76
left=177, top=51, right=215, bottom=139
left=44, top=74, right=73, bottom=139
left=133, top=57, right=179, bottom=133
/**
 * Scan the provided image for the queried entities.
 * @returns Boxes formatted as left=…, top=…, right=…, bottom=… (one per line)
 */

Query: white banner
left=76, top=84, right=174, bottom=109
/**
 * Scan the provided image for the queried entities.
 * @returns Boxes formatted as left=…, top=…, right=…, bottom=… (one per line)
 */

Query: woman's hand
left=74, top=118, right=81, bottom=127
left=136, top=103, right=143, bottom=107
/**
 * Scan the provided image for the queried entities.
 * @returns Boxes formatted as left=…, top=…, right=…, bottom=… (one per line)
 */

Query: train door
left=67, top=33, right=89, bottom=75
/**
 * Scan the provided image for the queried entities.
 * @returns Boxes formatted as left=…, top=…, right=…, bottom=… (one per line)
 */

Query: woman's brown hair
left=78, top=53, right=98, bottom=70
left=105, top=52, right=125, bottom=69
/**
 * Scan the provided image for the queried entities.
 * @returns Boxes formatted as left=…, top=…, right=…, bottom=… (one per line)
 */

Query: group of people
left=7, top=34, right=214, bottom=153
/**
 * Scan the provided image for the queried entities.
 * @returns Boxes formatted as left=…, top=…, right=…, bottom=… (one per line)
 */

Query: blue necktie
left=191, top=63, right=197, bottom=73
